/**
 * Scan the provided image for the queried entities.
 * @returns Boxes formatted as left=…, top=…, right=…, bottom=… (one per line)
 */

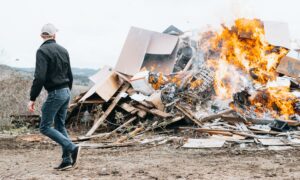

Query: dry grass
left=0, top=67, right=46, bottom=130
left=0, top=65, right=90, bottom=130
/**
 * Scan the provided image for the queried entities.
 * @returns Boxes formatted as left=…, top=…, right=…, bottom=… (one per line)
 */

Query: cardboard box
left=237, top=20, right=291, bottom=49
left=277, top=56, right=300, bottom=78
left=115, top=27, right=179, bottom=76
left=80, top=66, right=123, bottom=102
left=263, top=21, right=291, bottom=49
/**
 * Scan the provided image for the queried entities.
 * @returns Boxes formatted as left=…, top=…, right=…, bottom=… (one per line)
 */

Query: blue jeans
left=40, top=88, right=76, bottom=163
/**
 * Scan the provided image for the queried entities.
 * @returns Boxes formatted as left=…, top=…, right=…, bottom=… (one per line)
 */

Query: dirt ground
left=1, top=135, right=300, bottom=180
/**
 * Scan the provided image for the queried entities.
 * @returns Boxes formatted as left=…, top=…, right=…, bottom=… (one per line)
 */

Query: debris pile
left=67, top=19, right=300, bottom=149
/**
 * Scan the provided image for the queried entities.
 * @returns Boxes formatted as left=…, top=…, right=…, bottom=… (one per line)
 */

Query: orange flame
left=200, top=18, right=294, bottom=119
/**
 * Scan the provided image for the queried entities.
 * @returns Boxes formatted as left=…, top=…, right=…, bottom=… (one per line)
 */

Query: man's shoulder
left=39, top=42, right=68, bottom=54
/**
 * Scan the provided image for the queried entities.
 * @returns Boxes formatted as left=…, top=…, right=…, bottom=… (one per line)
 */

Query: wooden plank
left=199, top=109, right=234, bottom=123
left=175, top=105, right=202, bottom=126
left=183, top=58, right=194, bottom=72
left=146, top=116, right=184, bottom=131
left=116, top=126, right=144, bottom=143
left=78, top=116, right=137, bottom=140
left=235, top=122, right=250, bottom=132
left=114, top=71, right=132, bottom=82
left=178, top=127, right=281, bottom=135
left=135, top=104, right=172, bottom=118
left=138, top=101, right=154, bottom=108
left=221, top=114, right=245, bottom=122
left=85, top=83, right=130, bottom=136
left=79, top=142, right=135, bottom=149
left=149, top=109, right=172, bottom=118
left=276, top=56, right=300, bottom=78
left=119, top=103, right=136, bottom=113
left=77, top=133, right=110, bottom=141
left=205, top=131, right=233, bottom=136
left=137, top=110, right=147, bottom=118
left=156, top=116, right=184, bottom=127
left=104, top=116, right=137, bottom=139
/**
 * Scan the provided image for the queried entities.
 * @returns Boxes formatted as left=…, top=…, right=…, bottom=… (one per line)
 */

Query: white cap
left=41, top=23, right=58, bottom=36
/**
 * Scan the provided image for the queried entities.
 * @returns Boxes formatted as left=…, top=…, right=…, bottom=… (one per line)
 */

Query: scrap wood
left=115, top=71, right=132, bottom=83
left=235, top=122, right=251, bottom=132
left=116, top=126, right=144, bottom=143
left=221, top=114, right=246, bottom=122
left=285, top=120, right=300, bottom=126
left=118, top=102, right=147, bottom=118
left=140, top=136, right=184, bottom=147
left=77, top=133, right=110, bottom=141
left=119, top=103, right=136, bottom=113
left=178, top=127, right=281, bottom=135
left=144, top=115, right=185, bottom=132
left=183, top=58, right=194, bottom=72
left=104, top=116, right=137, bottom=139
left=175, top=105, right=202, bottom=126
left=232, top=132, right=267, bottom=139
left=126, top=87, right=136, bottom=96
left=165, top=99, right=180, bottom=107
left=86, top=83, right=130, bottom=136
left=211, top=135, right=246, bottom=141
left=199, top=109, right=234, bottom=123
left=205, top=130, right=233, bottom=136
left=154, top=115, right=184, bottom=128
left=137, top=100, right=154, bottom=108
left=242, top=117, right=273, bottom=125
left=244, top=117, right=300, bottom=126
left=79, top=142, right=136, bottom=149
left=135, top=104, right=172, bottom=118
left=137, top=110, right=147, bottom=118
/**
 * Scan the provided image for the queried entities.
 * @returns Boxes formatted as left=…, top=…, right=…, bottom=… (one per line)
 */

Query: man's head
left=41, top=23, right=58, bottom=40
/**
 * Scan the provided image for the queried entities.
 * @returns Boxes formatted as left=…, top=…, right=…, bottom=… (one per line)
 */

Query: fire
left=190, top=79, right=203, bottom=89
left=149, top=72, right=193, bottom=90
left=199, top=18, right=295, bottom=119
left=144, top=18, right=295, bottom=120
left=250, top=87, right=297, bottom=119
left=148, top=72, right=166, bottom=90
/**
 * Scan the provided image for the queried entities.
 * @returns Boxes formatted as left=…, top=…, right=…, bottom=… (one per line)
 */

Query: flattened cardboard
left=182, top=138, right=225, bottom=148
left=258, top=138, right=286, bottom=146
left=89, top=65, right=113, bottom=83
left=276, top=56, right=300, bottom=78
left=264, top=21, right=291, bottom=49
left=146, top=32, right=178, bottom=54
left=80, top=66, right=122, bottom=102
left=115, top=26, right=179, bottom=76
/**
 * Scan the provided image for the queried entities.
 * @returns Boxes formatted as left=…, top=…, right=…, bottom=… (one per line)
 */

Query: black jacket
left=30, top=39, right=73, bottom=101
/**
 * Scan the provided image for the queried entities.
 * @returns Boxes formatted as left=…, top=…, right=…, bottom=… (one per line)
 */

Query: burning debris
left=66, top=19, right=300, bottom=148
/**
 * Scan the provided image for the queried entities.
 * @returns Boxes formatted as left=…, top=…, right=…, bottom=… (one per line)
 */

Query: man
left=28, top=23, right=81, bottom=171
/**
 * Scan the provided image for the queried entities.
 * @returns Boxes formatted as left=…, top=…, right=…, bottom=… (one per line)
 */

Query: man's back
left=38, top=40, right=72, bottom=91
left=30, top=39, right=73, bottom=101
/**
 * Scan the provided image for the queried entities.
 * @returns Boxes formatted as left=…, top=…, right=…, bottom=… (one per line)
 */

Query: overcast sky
left=0, top=0, right=299, bottom=69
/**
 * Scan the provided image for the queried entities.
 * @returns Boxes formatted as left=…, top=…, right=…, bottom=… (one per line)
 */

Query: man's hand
left=27, top=101, right=35, bottom=112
